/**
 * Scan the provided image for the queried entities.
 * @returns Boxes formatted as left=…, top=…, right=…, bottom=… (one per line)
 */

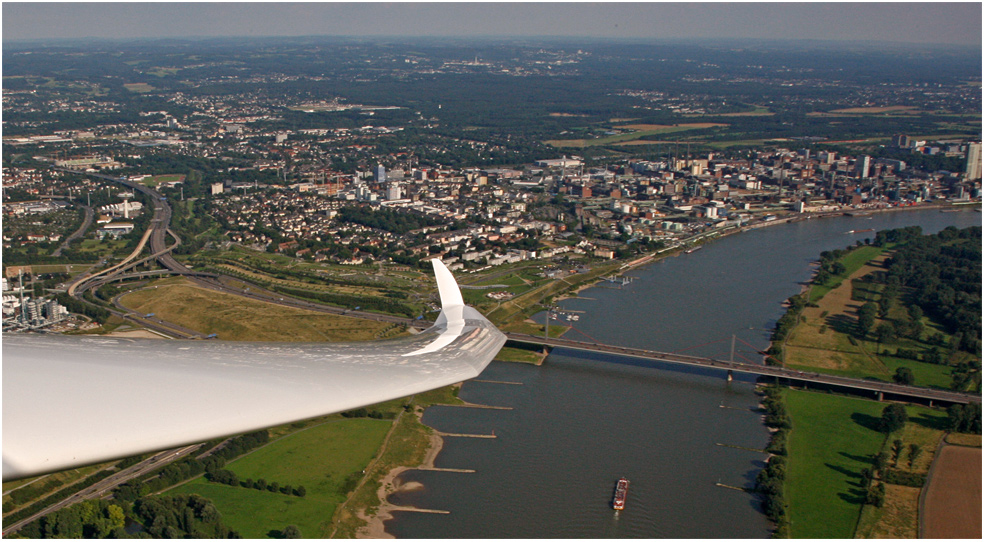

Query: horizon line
left=4, top=34, right=982, bottom=50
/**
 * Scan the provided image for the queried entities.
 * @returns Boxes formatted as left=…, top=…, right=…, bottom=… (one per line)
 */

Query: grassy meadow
left=118, top=279, right=392, bottom=341
left=164, top=418, right=391, bottom=538
left=784, top=390, right=889, bottom=538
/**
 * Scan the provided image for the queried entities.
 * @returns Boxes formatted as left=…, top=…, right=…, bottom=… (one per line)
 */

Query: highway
left=505, top=333, right=982, bottom=406
left=67, top=227, right=155, bottom=296
left=51, top=205, right=94, bottom=257
left=2, top=444, right=201, bottom=536
left=53, top=169, right=189, bottom=273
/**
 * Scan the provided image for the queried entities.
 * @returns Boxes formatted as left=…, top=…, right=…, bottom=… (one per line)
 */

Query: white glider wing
left=2, top=260, right=506, bottom=481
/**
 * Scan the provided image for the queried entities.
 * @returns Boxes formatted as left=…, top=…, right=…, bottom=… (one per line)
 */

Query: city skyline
left=2, top=2, right=982, bottom=46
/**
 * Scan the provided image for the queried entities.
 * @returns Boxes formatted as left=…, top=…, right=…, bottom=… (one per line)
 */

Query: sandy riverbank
left=356, top=424, right=445, bottom=538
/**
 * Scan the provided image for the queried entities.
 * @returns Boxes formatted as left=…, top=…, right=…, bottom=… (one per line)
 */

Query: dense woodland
left=878, top=226, right=982, bottom=355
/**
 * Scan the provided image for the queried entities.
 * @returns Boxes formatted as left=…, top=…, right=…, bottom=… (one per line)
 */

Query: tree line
left=755, top=384, right=791, bottom=535
left=272, top=285, right=418, bottom=317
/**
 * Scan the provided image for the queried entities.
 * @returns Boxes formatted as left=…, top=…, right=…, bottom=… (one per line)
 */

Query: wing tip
left=431, top=258, right=464, bottom=309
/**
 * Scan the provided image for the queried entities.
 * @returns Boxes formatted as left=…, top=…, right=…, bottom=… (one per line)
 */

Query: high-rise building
left=891, top=134, right=911, bottom=148
left=965, top=143, right=982, bottom=181
left=856, top=155, right=871, bottom=179
left=374, top=164, right=387, bottom=183
left=386, top=182, right=402, bottom=201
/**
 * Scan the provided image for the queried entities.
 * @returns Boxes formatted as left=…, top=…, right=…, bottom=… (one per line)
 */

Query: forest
left=878, top=225, right=981, bottom=355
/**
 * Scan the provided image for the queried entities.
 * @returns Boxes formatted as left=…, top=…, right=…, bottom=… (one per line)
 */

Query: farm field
left=919, top=444, right=982, bottom=539
left=707, top=106, right=773, bottom=117
left=118, top=278, right=392, bottom=341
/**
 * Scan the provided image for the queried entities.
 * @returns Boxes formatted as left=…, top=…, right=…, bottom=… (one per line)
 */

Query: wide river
left=387, top=208, right=980, bottom=538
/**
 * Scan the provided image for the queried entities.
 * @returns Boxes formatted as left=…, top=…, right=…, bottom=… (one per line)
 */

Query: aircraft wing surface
left=2, top=260, right=506, bottom=481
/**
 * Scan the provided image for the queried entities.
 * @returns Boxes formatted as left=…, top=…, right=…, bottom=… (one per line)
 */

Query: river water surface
left=387, top=208, right=980, bottom=538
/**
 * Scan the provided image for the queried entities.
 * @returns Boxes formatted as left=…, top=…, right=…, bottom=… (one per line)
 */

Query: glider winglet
left=402, top=259, right=466, bottom=356
left=432, top=257, right=464, bottom=309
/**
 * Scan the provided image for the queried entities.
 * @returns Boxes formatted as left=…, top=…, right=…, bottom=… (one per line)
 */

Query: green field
left=165, top=418, right=391, bottom=538
left=138, top=174, right=186, bottom=187
left=494, top=345, right=545, bottom=364
left=123, top=83, right=155, bottom=93
left=785, top=390, right=889, bottom=538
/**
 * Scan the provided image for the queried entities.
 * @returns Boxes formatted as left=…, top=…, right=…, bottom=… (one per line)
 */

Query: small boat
left=612, top=478, right=629, bottom=510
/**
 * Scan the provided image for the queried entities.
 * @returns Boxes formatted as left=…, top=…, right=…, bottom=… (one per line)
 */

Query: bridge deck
left=505, top=333, right=980, bottom=405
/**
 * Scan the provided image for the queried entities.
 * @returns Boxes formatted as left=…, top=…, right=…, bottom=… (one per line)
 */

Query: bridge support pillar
left=877, top=391, right=884, bottom=401
left=726, top=370, right=733, bottom=382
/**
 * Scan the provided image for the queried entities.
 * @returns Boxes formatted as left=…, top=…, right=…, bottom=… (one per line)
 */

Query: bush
left=882, top=469, right=926, bottom=488
left=865, top=482, right=886, bottom=507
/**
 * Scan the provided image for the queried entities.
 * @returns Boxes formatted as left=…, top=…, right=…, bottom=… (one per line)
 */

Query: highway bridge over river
left=51, top=167, right=978, bottom=407
left=504, top=333, right=981, bottom=406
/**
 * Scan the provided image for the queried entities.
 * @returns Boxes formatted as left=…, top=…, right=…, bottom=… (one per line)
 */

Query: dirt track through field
left=921, top=444, right=982, bottom=538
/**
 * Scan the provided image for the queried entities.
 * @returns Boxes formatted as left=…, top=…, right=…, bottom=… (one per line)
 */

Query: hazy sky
left=2, top=2, right=982, bottom=45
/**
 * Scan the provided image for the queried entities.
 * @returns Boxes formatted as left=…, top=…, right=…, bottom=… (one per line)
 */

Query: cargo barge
left=612, top=478, right=629, bottom=510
